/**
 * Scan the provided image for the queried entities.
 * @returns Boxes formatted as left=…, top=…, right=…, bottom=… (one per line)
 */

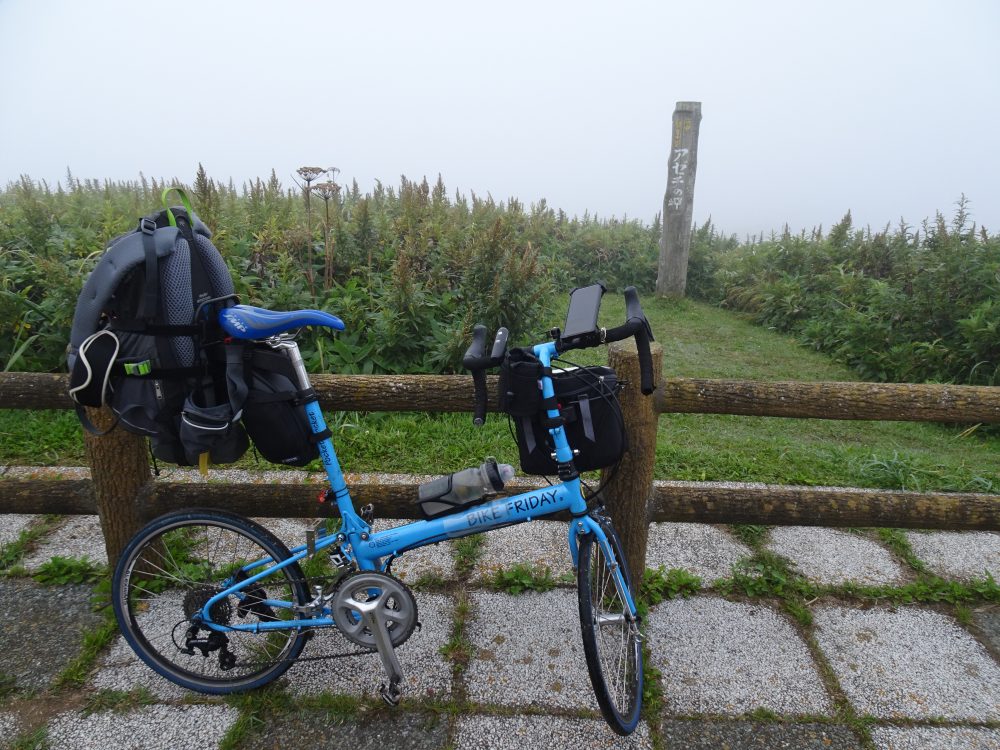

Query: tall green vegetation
left=0, top=168, right=660, bottom=374
left=687, top=198, right=1000, bottom=386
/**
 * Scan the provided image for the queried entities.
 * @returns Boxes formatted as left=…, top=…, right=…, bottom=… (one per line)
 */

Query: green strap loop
left=161, top=187, right=195, bottom=228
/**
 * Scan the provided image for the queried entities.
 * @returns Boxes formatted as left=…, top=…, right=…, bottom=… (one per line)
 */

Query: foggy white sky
left=1, top=0, right=997, bottom=238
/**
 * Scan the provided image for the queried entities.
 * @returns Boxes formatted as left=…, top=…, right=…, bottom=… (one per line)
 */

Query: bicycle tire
left=112, top=509, right=310, bottom=694
left=577, top=519, right=644, bottom=735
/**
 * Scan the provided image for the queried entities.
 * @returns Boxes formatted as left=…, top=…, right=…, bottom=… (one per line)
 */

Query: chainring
left=329, top=571, right=419, bottom=649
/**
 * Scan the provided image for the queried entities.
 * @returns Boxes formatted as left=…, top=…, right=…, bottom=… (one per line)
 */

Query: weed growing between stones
left=32, top=556, right=105, bottom=586
left=487, top=563, right=557, bottom=595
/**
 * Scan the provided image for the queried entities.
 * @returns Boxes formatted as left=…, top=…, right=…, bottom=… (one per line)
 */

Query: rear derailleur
left=181, top=626, right=237, bottom=671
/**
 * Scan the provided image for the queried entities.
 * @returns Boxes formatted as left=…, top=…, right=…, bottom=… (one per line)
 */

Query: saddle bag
left=242, top=348, right=321, bottom=466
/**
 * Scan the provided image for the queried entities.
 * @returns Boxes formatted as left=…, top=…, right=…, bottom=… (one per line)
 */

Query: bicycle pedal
left=379, top=682, right=402, bottom=707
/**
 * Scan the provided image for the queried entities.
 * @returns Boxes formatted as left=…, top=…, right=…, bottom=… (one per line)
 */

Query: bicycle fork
left=569, top=516, right=641, bottom=623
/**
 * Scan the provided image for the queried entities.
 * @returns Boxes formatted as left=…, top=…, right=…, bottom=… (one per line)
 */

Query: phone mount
left=559, top=283, right=606, bottom=349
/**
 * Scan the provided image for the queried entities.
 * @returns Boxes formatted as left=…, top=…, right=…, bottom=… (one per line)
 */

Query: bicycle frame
left=201, top=338, right=638, bottom=632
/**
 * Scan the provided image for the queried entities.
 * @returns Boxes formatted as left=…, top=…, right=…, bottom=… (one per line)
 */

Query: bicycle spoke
left=113, top=512, right=308, bottom=693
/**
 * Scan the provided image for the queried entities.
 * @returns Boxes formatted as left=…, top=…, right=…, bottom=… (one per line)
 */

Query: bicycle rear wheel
left=112, top=509, right=310, bottom=693
left=577, top=519, right=643, bottom=735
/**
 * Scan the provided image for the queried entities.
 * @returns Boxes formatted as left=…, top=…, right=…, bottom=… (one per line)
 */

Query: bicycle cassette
left=329, top=571, right=419, bottom=649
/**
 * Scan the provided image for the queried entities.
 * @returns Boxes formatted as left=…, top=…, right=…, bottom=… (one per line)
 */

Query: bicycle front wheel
left=112, top=509, right=310, bottom=694
left=577, top=519, right=643, bottom=735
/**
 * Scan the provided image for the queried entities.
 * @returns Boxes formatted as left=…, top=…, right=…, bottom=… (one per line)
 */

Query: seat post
left=266, top=337, right=313, bottom=392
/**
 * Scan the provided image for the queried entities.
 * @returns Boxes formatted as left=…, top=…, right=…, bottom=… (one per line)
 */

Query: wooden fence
left=2, top=341, right=1000, bottom=575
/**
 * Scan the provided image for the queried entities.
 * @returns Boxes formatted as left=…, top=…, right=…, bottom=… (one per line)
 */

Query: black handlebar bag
left=512, top=365, right=626, bottom=476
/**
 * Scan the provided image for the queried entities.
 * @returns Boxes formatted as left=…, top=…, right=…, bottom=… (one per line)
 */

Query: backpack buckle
left=140, top=217, right=156, bottom=235
left=124, top=360, right=152, bottom=376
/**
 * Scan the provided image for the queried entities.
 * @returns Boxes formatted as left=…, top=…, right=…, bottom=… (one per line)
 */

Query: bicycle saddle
left=219, top=305, right=345, bottom=339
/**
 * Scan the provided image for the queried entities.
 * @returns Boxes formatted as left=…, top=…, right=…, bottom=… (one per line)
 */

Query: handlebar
left=462, top=286, right=656, bottom=425
left=564, top=286, right=656, bottom=395
left=462, top=325, right=509, bottom=425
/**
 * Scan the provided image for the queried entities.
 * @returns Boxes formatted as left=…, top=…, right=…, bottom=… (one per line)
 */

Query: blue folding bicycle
left=111, top=283, right=656, bottom=735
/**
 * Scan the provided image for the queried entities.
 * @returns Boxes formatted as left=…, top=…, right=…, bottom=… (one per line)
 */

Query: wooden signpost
left=657, top=101, right=702, bottom=297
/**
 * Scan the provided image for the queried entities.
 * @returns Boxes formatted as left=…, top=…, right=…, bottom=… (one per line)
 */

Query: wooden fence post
left=656, top=101, right=702, bottom=297
left=602, top=339, right=664, bottom=578
left=82, top=406, right=150, bottom=569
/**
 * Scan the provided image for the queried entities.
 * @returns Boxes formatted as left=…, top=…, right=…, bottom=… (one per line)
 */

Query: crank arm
left=356, top=599, right=405, bottom=705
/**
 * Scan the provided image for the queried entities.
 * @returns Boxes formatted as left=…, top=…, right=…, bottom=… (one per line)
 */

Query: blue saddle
left=219, top=305, right=345, bottom=340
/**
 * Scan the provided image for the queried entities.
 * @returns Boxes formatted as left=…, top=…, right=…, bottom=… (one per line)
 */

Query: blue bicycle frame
left=201, top=338, right=638, bottom=633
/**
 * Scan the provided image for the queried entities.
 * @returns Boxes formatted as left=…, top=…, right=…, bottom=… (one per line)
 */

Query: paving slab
left=465, top=590, right=596, bottom=711
left=46, top=704, right=239, bottom=750
left=154, top=468, right=309, bottom=484
left=0, top=579, right=103, bottom=690
left=646, top=596, right=832, bottom=716
left=0, top=713, right=20, bottom=745
left=286, top=592, right=454, bottom=699
left=250, top=516, right=315, bottom=551
left=373, top=519, right=456, bottom=584
left=645, top=522, right=753, bottom=583
left=21, top=515, right=107, bottom=571
left=243, top=709, right=449, bottom=750
left=814, top=604, right=1000, bottom=720
left=904, top=531, right=1000, bottom=581
left=871, top=725, right=1000, bottom=749
left=971, top=605, right=1000, bottom=658
left=659, top=720, right=862, bottom=749
left=3, top=466, right=90, bottom=480
left=0, top=514, right=37, bottom=547
left=454, top=714, right=654, bottom=750
left=766, top=527, right=908, bottom=586
left=92, top=633, right=193, bottom=701
left=472, top=520, right=571, bottom=582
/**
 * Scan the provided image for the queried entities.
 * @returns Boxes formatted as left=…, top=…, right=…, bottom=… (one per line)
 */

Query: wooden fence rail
left=2, top=342, right=999, bottom=573
left=7, top=371, right=1000, bottom=422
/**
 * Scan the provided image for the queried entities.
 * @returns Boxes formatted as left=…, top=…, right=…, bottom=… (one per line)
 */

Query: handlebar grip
left=463, top=324, right=489, bottom=369
left=624, top=286, right=644, bottom=324
left=622, top=287, right=656, bottom=395
left=634, top=324, right=655, bottom=395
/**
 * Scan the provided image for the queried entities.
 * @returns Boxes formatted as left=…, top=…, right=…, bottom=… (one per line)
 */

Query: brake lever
left=490, top=327, right=509, bottom=361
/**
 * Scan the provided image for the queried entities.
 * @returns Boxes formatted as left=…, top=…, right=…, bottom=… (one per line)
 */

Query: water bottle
left=444, top=457, right=516, bottom=503
left=418, top=457, right=516, bottom=514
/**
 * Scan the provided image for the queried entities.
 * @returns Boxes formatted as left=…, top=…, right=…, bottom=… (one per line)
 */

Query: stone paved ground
left=3, top=471, right=1000, bottom=748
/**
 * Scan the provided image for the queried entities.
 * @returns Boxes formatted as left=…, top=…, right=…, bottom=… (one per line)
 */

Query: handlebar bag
left=514, top=365, right=627, bottom=475
left=497, top=347, right=544, bottom=416
left=242, top=348, right=321, bottom=467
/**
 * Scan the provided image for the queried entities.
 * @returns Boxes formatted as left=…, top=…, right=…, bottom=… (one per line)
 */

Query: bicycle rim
left=577, top=525, right=643, bottom=735
left=112, top=510, right=309, bottom=693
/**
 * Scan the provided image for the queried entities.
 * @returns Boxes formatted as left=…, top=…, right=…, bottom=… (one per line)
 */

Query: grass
left=7, top=727, right=48, bottom=750
left=440, top=595, right=474, bottom=677
left=451, top=534, right=484, bottom=578
left=53, top=615, right=119, bottom=689
left=486, top=563, right=558, bottom=595
left=0, top=516, right=62, bottom=572
left=82, top=687, right=157, bottom=715
left=32, top=556, right=105, bottom=586
left=3, top=295, right=998, bottom=496
left=640, top=566, right=702, bottom=607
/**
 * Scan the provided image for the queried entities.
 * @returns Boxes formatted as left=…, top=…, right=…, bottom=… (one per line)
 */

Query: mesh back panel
left=194, top=234, right=235, bottom=297
left=161, top=236, right=195, bottom=367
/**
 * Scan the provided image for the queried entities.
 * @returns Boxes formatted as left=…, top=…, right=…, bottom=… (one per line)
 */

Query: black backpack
left=68, top=188, right=248, bottom=466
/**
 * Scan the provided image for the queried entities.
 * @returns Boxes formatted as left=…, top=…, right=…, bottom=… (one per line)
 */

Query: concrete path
left=3, top=467, right=1000, bottom=749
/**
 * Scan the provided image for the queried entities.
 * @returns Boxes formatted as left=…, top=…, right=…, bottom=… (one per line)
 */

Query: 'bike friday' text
left=443, top=489, right=562, bottom=537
